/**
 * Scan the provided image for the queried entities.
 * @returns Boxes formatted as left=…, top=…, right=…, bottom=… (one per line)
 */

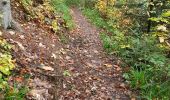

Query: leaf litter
left=2, top=3, right=132, bottom=99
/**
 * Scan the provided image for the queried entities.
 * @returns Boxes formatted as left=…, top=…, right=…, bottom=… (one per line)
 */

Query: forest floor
left=3, top=7, right=131, bottom=100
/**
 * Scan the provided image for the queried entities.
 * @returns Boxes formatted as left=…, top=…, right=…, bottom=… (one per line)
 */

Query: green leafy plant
left=0, top=54, right=15, bottom=75
left=0, top=39, right=15, bottom=76
left=4, top=85, right=28, bottom=100
left=0, top=38, right=28, bottom=99
left=63, top=70, right=71, bottom=76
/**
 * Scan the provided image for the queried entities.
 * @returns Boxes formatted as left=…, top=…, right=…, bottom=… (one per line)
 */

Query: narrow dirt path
left=57, top=8, right=130, bottom=100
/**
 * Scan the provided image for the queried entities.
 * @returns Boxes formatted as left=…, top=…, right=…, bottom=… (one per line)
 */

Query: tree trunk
left=0, top=0, right=12, bottom=29
left=0, top=0, right=22, bottom=32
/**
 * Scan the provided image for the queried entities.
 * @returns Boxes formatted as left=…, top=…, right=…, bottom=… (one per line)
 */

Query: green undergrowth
left=82, top=8, right=114, bottom=33
left=0, top=38, right=28, bottom=99
left=64, top=0, right=81, bottom=6
left=64, top=0, right=96, bottom=8
left=51, top=0, right=74, bottom=30
left=83, top=8, right=170, bottom=99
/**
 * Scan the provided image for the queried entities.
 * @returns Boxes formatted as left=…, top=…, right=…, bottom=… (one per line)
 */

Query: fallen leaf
left=63, top=70, right=71, bottom=76
left=39, top=43, right=46, bottom=48
left=8, top=31, right=15, bottom=35
left=67, top=60, right=74, bottom=65
left=20, top=68, right=30, bottom=74
left=113, top=65, right=119, bottom=68
left=159, top=37, right=165, bottom=43
left=17, top=42, right=25, bottom=51
left=15, top=77, right=23, bottom=82
left=114, top=65, right=122, bottom=71
left=104, top=64, right=112, bottom=68
left=42, top=66, right=54, bottom=71
left=131, top=98, right=136, bottom=100
left=66, top=56, right=71, bottom=60
left=0, top=31, right=2, bottom=36
left=60, top=48, right=66, bottom=54
left=19, top=35, right=25, bottom=39
left=120, top=83, right=126, bottom=89
left=51, top=53, right=57, bottom=59
left=39, top=64, right=54, bottom=71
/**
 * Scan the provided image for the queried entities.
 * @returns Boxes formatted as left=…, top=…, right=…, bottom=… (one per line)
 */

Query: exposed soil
left=2, top=6, right=130, bottom=100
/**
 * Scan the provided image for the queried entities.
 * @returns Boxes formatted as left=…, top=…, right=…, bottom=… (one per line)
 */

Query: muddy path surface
left=2, top=7, right=130, bottom=100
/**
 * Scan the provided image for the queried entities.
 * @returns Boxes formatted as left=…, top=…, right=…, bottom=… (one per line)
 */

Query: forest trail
left=2, top=7, right=130, bottom=99
left=57, top=7, right=130, bottom=99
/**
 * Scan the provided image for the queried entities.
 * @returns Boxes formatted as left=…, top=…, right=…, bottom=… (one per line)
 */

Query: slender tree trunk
left=147, top=0, right=154, bottom=33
